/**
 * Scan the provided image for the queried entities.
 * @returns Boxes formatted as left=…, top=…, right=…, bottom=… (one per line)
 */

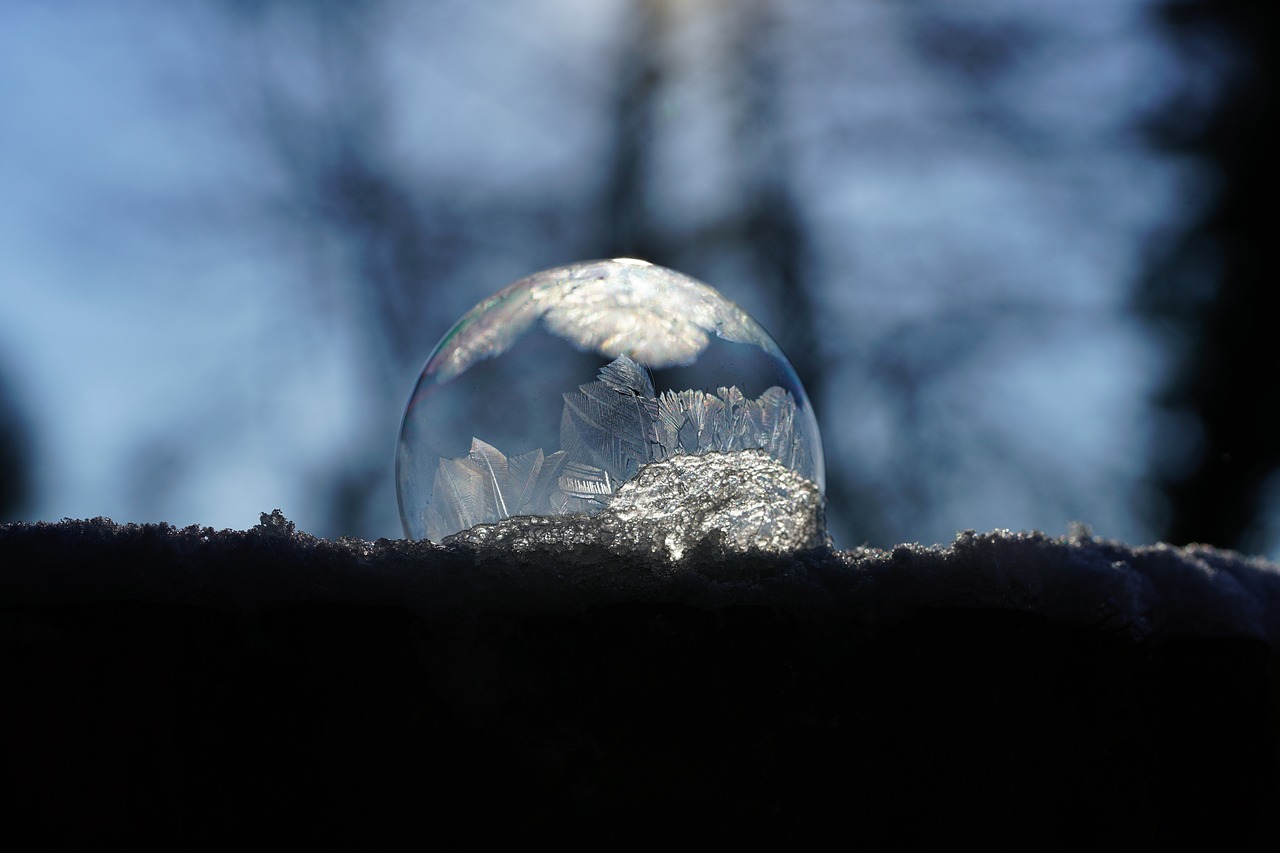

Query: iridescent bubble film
left=396, top=259, right=825, bottom=551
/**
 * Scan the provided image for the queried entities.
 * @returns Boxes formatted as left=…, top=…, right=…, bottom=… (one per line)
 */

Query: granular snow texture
left=1, top=513, right=1278, bottom=847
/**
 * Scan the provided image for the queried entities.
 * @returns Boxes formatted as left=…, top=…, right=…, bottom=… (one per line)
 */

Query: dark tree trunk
left=595, top=0, right=668, bottom=261
left=1141, top=0, right=1280, bottom=550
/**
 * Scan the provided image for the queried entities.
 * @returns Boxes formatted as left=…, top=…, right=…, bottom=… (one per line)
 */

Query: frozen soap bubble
left=395, top=259, right=826, bottom=554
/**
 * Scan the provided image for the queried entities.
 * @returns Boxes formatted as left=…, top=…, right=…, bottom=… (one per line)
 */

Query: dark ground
left=1, top=513, right=1278, bottom=847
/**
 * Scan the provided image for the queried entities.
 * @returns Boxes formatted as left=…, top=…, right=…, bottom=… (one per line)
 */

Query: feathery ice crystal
left=395, top=259, right=826, bottom=551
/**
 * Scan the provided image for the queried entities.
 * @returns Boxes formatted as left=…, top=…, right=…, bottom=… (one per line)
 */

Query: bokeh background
left=1, top=0, right=1275, bottom=553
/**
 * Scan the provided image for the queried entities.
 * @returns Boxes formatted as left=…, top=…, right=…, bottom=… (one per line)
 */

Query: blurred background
left=1, top=0, right=1275, bottom=553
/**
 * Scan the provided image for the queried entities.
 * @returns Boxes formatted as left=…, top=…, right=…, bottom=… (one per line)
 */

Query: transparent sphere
left=396, top=259, right=826, bottom=546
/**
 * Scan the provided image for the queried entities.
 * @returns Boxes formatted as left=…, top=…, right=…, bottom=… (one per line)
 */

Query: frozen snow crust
left=448, top=451, right=828, bottom=557
left=3, top=514, right=1279, bottom=846
left=4, top=512, right=1278, bottom=650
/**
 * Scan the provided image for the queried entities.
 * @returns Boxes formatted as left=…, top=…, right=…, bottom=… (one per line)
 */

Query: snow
left=3, top=511, right=1278, bottom=846
left=5, top=515, right=1278, bottom=651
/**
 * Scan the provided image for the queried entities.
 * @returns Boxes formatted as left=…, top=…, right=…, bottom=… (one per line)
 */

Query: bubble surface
left=396, top=259, right=825, bottom=549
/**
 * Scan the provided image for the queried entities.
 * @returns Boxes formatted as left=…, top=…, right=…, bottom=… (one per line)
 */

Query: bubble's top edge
left=421, top=258, right=778, bottom=383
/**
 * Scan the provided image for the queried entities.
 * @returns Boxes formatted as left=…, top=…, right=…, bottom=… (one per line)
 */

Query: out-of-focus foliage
left=1, top=0, right=1270, bottom=554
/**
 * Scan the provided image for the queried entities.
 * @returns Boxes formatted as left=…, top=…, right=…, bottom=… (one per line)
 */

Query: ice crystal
left=423, top=355, right=816, bottom=542
left=423, top=441, right=572, bottom=542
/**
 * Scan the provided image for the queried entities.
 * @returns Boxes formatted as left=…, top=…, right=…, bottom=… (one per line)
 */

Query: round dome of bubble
left=396, top=259, right=826, bottom=551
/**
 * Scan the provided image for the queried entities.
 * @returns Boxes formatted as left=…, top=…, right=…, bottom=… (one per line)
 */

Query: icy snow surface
left=4, top=517, right=1280, bottom=652
left=448, top=450, right=827, bottom=558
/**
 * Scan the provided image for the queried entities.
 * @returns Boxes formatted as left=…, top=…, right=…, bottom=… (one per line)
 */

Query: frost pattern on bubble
left=426, top=259, right=772, bottom=382
left=423, top=440, right=573, bottom=541
left=559, top=355, right=661, bottom=493
left=423, top=354, right=817, bottom=543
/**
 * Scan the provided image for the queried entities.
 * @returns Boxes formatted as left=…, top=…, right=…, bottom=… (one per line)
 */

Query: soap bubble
left=396, top=259, right=826, bottom=549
